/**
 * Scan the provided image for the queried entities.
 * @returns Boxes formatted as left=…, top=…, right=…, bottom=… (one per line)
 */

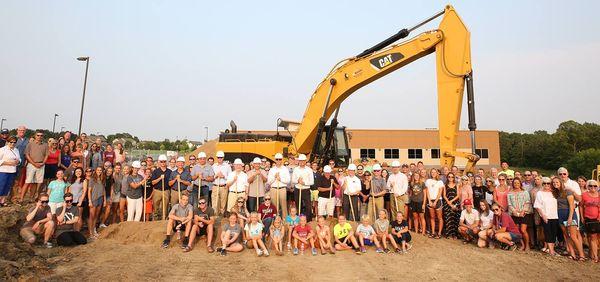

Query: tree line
left=500, top=120, right=600, bottom=178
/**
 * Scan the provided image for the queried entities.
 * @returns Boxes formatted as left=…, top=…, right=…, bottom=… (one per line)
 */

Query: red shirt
left=46, top=149, right=60, bottom=165
left=258, top=203, right=277, bottom=220
left=582, top=192, right=600, bottom=220
left=493, top=212, right=520, bottom=235
left=103, top=151, right=115, bottom=164
left=294, top=224, right=312, bottom=238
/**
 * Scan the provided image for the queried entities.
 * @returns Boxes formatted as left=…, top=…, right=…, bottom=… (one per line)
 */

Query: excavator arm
left=291, top=5, right=480, bottom=171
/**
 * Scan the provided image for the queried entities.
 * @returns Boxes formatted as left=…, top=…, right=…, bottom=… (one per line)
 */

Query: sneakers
left=395, top=248, right=402, bottom=253
left=376, top=248, right=383, bottom=253
left=161, top=239, right=170, bottom=248
left=183, top=246, right=191, bottom=252
left=293, top=248, right=299, bottom=255
left=257, top=250, right=263, bottom=257
left=264, top=250, right=270, bottom=257
left=361, top=247, right=367, bottom=253
left=354, top=248, right=362, bottom=255
left=287, top=242, right=292, bottom=250
left=44, top=242, right=53, bottom=249
left=384, top=248, right=391, bottom=254
left=311, top=248, right=317, bottom=256
left=220, top=249, right=227, bottom=256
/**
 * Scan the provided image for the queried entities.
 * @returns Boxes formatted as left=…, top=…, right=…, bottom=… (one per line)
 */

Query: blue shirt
left=15, top=137, right=28, bottom=167
left=48, top=180, right=69, bottom=203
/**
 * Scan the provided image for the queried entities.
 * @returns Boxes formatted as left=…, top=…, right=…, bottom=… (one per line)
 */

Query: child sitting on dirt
left=333, top=214, right=360, bottom=254
left=374, top=209, right=392, bottom=253
left=356, top=215, right=381, bottom=253
left=245, top=212, right=269, bottom=257
left=292, top=215, right=316, bottom=255
left=270, top=216, right=285, bottom=256
left=285, top=207, right=300, bottom=251
left=390, top=211, right=412, bottom=253
left=315, top=216, right=336, bottom=255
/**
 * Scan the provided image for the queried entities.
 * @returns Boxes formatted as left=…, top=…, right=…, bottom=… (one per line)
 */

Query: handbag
left=585, top=219, right=600, bottom=233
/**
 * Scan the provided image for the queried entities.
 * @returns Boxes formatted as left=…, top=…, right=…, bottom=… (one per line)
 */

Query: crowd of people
left=0, top=127, right=598, bottom=263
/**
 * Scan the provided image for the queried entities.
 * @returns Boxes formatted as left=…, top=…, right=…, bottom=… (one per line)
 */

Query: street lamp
left=77, top=56, right=90, bottom=136
left=204, top=126, right=209, bottom=142
left=52, top=114, right=59, bottom=133
left=0, top=118, right=5, bottom=129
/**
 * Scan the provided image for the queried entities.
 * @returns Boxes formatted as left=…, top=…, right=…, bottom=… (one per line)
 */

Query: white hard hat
left=233, top=158, right=243, bottom=165
left=252, top=157, right=262, bottom=164
left=372, top=164, right=382, bottom=171
left=176, top=157, right=185, bottom=162
left=391, top=161, right=401, bottom=167
left=198, top=152, right=207, bottom=158
left=323, top=165, right=332, bottom=173
left=216, top=151, right=225, bottom=158
left=132, top=161, right=141, bottom=168
left=158, top=154, right=167, bottom=161
left=274, top=153, right=283, bottom=159
left=347, top=164, right=357, bottom=171
left=298, top=154, right=307, bottom=161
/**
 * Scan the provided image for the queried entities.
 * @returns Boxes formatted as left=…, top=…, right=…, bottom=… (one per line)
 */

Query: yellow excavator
left=216, top=5, right=480, bottom=171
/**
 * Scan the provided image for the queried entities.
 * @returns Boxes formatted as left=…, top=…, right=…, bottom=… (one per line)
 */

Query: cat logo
left=369, top=53, right=404, bottom=70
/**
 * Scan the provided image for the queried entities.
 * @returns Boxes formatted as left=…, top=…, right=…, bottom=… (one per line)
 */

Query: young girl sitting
left=285, top=207, right=300, bottom=251
left=356, top=215, right=381, bottom=253
left=244, top=212, right=269, bottom=257
left=391, top=211, right=412, bottom=253
left=374, top=209, right=392, bottom=253
left=230, top=196, right=249, bottom=243
left=270, top=216, right=285, bottom=256
left=316, top=216, right=336, bottom=255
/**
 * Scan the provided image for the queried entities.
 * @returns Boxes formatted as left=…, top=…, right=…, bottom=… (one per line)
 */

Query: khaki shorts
left=311, top=190, right=319, bottom=202
left=25, top=163, right=45, bottom=184
left=20, top=225, right=44, bottom=242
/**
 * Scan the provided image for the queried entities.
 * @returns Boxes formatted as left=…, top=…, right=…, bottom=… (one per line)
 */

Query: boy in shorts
left=162, top=193, right=193, bottom=248
left=333, top=214, right=361, bottom=254
left=356, top=215, right=381, bottom=253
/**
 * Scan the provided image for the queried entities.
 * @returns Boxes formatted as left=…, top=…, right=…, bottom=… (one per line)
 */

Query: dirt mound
left=100, top=221, right=166, bottom=244
left=0, top=205, right=52, bottom=281
left=187, top=139, right=217, bottom=160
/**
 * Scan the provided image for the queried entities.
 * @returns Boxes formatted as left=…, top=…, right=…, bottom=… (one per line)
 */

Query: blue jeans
left=0, top=172, right=16, bottom=197
left=190, top=186, right=212, bottom=207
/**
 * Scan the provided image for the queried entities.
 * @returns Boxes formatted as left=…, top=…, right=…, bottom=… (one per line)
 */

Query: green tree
left=565, top=148, right=600, bottom=178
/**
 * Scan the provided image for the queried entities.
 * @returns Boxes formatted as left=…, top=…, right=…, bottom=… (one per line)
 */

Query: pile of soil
left=47, top=218, right=600, bottom=281
left=0, top=205, right=53, bottom=281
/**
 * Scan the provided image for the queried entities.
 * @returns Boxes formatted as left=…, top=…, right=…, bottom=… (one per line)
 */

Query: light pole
left=77, top=56, right=90, bottom=136
left=204, top=126, right=209, bottom=142
left=52, top=114, right=59, bottom=133
left=0, top=118, right=5, bottom=129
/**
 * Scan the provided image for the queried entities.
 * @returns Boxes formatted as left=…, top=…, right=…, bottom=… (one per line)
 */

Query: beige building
left=346, top=129, right=500, bottom=169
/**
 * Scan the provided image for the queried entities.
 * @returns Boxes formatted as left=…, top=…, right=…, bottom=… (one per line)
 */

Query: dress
left=443, top=184, right=460, bottom=238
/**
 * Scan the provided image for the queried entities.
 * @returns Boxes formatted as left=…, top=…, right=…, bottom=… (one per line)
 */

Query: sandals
left=182, top=246, right=192, bottom=252
left=207, top=246, right=215, bottom=253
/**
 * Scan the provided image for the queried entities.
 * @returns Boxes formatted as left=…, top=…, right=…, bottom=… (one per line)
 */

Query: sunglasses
left=265, top=198, right=271, bottom=201
left=199, top=202, right=206, bottom=205
left=40, top=200, right=49, bottom=204
left=543, top=183, right=551, bottom=185
left=589, top=185, right=598, bottom=188
left=492, top=208, right=500, bottom=212
left=558, top=173, right=567, bottom=176
left=275, top=158, right=282, bottom=161
left=499, top=179, right=506, bottom=181
left=189, top=158, right=196, bottom=161
left=237, top=201, right=244, bottom=204
left=36, top=134, right=44, bottom=137
left=8, top=141, right=16, bottom=144
left=65, top=199, right=73, bottom=203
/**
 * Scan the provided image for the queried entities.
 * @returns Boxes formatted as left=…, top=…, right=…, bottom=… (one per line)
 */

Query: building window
left=431, top=148, right=440, bottom=159
left=475, top=148, right=489, bottom=159
left=408, top=149, right=423, bottom=159
left=384, top=149, right=399, bottom=159
left=360, top=149, right=375, bottom=159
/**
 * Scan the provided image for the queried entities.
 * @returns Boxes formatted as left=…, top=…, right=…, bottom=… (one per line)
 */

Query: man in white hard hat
left=212, top=151, right=231, bottom=216
left=267, top=153, right=290, bottom=218
left=191, top=152, right=215, bottom=209
left=168, top=157, right=192, bottom=207
left=387, top=161, right=408, bottom=217
left=370, top=164, right=388, bottom=218
left=247, top=157, right=267, bottom=212
left=343, top=164, right=361, bottom=221
left=292, top=154, right=314, bottom=221
left=316, top=165, right=339, bottom=218
left=151, top=154, right=172, bottom=219
left=226, top=158, right=249, bottom=212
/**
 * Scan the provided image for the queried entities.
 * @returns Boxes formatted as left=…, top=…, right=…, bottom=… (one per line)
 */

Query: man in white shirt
left=225, top=158, right=248, bottom=212
left=212, top=151, right=232, bottom=216
left=458, top=199, right=480, bottom=243
left=343, top=164, right=361, bottom=221
left=387, top=161, right=408, bottom=217
left=267, top=153, right=290, bottom=218
left=291, top=154, right=314, bottom=221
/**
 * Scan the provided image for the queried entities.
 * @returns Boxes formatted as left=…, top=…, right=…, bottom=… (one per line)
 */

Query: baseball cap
left=463, top=199, right=472, bottom=206
left=347, top=164, right=357, bottom=171
left=0, top=129, right=8, bottom=134
left=323, top=165, right=332, bottom=173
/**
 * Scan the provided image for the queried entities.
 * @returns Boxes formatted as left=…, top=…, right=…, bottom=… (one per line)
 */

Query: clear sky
left=1, top=0, right=599, bottom=141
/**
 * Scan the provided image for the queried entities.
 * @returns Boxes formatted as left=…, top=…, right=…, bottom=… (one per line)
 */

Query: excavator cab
left=310, top=125, right=350, bottom=167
